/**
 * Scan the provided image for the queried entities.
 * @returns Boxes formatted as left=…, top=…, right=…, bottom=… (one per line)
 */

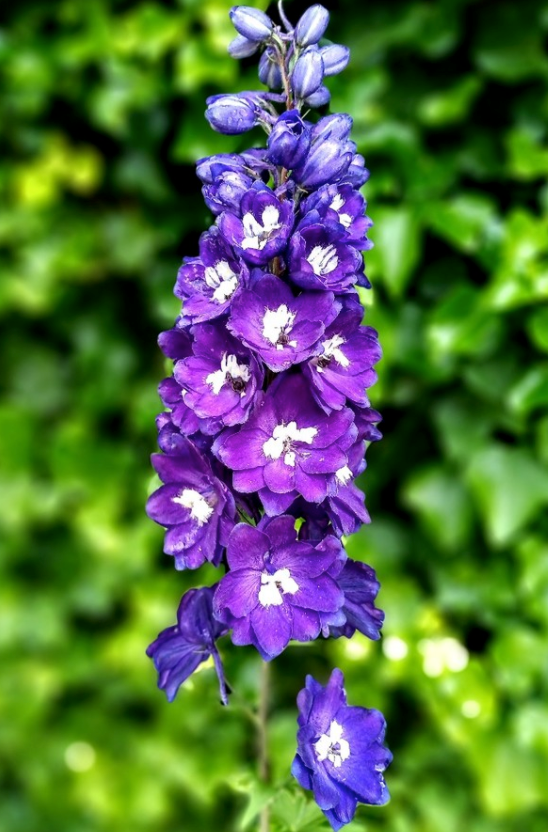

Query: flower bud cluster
left=146, top=5, right=391, bottom=828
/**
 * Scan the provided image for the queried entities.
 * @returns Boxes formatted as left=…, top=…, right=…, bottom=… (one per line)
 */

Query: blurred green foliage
left=1, top=0, right=548, bottom=830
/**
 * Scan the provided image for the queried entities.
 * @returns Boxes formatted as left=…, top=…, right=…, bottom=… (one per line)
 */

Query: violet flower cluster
left=146, top=4, right=391, bottom=828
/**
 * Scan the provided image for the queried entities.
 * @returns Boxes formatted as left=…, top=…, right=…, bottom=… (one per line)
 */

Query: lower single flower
left=292, top=668, right=392, bottom=830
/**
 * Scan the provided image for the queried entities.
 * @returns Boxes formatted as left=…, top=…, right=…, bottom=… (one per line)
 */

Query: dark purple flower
left=147, top=586, right=229, bottom=704
left=175, top=228, right=249, bottom=325
left=218, top=182, right=293, bottom=266
left=352, top=405, right=383, bottom=443
left=146, top=439, right=236, bottom=569
left=292, top=115, right=355, bottom=190
left=267, top=110, right=311, bottom=169
left=227, top=272, right=339, bottom=372
left=158, top=325, right=192, bottom=361
left=203, top=169, right=255, bottom=216
left=295, top=5, right=330, bottom=46
left=213, top=373, right=356, bottom=505
left=229, top=6, right=272, bottom=42
left=304, top=298, right=381, bottom=411
left=289, top=213, right=364, bottom=292
left=329, top=560, right=384, bottom=641
left=213, top=515, right=344, bottom=659
left=326, top=440, right=370, bottom=536
left=158, top=376, right=202, bottom=437
left=292, top=669, right=392, bottom=830
left=174, top=320, right=264, bottom=426
left=302, top=183, right=373, bottom=248
left=196, top=151, right=268, bottom=187
left=346, top=153, right=370, bottom=188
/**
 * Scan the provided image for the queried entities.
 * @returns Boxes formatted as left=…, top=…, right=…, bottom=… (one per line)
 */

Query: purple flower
left=259, top=47, right=283, bottom=89
left=147, top=586, right=229, bottom=704
left=320, top=44, right=350, bottom=77
left=175, top=228, right=249, bottom=325
left=304, top=298, right=381, bottom=411
left=329, top=560, right=384, bottom=640
left=146, top=439, right=236, bottom=569
left=158, top=376, right=202, bottom=437
left=228, top=34, right=261, bottom=58
left=291, top=48, right=325, bottom=100
left=292, top=669, right=392, bottom=830
left=213, top=373, right=357, bottom=506
left=158, top=324, right=193, bottom=361
left=227, top=272, right=339, bottom=372
left=326, top=439, right=370, bottom=536
left=205, top=93, right=261, bottom=135
left=305, top=85, right=331, bottom=108
left=292, top=115, right=355, bottom=190
left=267, top=110, right=311, bottom=170
left=218, top=182, right=293, bottom=266
left=174, top=321, right=264, bottom=426
left=213, top=515, right=344, bottom=659
left=229, top=6, right=272, bottom=42
left=295, top=5, right=330, bottom=46
left=302, top=183, right=373, bottom=248
left=289, top=213, right=363, bottom=292
left=352, top=405, right=383, bottom=443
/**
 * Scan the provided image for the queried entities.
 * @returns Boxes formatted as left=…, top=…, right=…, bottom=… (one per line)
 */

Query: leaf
left=402, top=466, right=473, bottom=551
left=271, top=789, right=330, bottom=832
left=466, top=444, right=548, bottom=545
left=508, top=365, right=548, bottom=416
left=370, top=206, right=421, bottom=298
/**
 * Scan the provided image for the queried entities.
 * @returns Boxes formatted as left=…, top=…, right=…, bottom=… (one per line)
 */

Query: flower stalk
left=145, top=5, right=392, bottom=829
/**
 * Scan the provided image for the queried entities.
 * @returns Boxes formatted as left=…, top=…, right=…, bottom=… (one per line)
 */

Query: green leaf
left=425, top=193, right=498, bottom=253
left=508, top=365, right=548, bottom=416
left=402, top=466, right=473, bottom=551
left=369, top=206, right=421, bottom=298
left=466, top=444, right=548, bottom=545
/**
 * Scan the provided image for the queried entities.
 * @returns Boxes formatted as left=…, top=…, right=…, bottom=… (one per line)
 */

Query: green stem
left=258, top=659, right=270, bottom=832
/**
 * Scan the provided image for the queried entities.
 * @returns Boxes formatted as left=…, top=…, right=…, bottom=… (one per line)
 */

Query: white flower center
left=262, top=304, right=297, bottom=350
left=206, top=353, right=251, bottom=396
left=329, top=195, right=352, bottom=228
left=241, top=205, right=281, bottom=250
left=314, top=720, right=350, bottom=768
left=262, top=421, right=318, bottom=467
left=307, top=244, right=339, bottom=276
left=322, top=334, right=349, bottom=368
left=258, top=568, right=299, bottom=607
left=335, top=465, right=353, bottom=485
left=204, top=260, right=239, bottom=303
left=171, top=488, right=213, bottom=525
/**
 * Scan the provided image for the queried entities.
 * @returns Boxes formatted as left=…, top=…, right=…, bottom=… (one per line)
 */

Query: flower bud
left=304, top=85, right=330, bottom=108
left=205, top=94, right=259, bottom=135
left=267, top=110, right=311, bottom=169
left=229, top=6, right=272, bottom=42
left=258, top=48, right=283, bottom=89
left=311, top=113, right=353, bottom=142
left=346, top=154, right=371, bottom=187
left=291, top=48, right=324, bottom=100
left=295, top=4, right=330, bottom=46
left=320, top=43, right=350, bottom=76
left=228, top=34, right=260, bottom=58
left=293, top=139, right=353, bottom=189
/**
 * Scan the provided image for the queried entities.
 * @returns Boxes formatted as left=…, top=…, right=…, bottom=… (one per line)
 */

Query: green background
left=1, top=0, right=548, bottom=829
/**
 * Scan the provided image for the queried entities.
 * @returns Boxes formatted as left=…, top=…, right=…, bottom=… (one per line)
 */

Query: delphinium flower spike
left=145, top=4, right=391, bottom=828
